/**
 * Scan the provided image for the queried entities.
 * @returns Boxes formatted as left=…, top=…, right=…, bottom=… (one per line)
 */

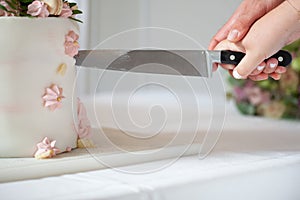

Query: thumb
left=232, top=51, right=264, bottom=79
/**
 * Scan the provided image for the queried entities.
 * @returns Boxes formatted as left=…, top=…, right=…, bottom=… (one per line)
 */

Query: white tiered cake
left=0, top=17, right=89, bottom=158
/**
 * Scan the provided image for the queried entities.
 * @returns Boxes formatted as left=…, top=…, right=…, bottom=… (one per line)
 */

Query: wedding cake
left=0, top=0, right=91, bottom=158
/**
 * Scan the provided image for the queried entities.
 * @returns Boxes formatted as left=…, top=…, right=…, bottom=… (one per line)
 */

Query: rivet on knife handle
left=220, top=50, right=292, bottom=67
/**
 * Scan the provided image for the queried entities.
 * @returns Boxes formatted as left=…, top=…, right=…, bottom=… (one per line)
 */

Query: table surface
left=1, top=103, right=300, bottom=200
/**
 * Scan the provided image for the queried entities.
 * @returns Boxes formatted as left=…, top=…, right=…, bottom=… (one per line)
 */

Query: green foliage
left=228, top=76, right=245, bottom=87
left=283, top=40, right=300, bottom=52
left=291, top=57, right=300, bottom=72
left=236, top=102, right=256, bottom=115
left=257, top=79, right=277, bottom=91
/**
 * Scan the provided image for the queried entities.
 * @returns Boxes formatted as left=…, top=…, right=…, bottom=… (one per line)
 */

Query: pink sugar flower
left=27, top=0, right=49, bottom=18
left=60, top=2, right=72, bottom=18
left=0, top=1, right=14, bottom=16
left=34, top=137, right=60, bottom=159
left=42, top=84, right=65, bottom=111
left=65, top=30, right=79, bottom=57
left=77, top=98, right=91, bottom=139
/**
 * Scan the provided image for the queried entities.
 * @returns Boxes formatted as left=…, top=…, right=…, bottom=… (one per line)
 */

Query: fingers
left=269, top=73, right=281, bottom=80
left=212, top=63, right=218, bottom=72
left=250, top=62, right=266, bottom=76
left=263, top=58, right=278, bottom=74
left=233, top=51, right=265, bottom=79
left=275, top=66, right=287, bottom=74
left=248, top=73, right=269, bottom=81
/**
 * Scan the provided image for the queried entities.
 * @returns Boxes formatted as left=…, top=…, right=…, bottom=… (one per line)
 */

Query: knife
left=75, top=49, right=292, bottom=78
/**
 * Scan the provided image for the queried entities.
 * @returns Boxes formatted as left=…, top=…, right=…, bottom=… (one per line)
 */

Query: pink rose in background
left=233, top=81, right=271, bottom=106
left=0, top=1, right=14, bottom=16
left=77, top=98, right=91, bottom=139
left=42, top=84, right=65, bottom=111
left=244, top=86, right=270, bottom=106
left=65, top=30, right=79, bottom=57
left=27, top=0, right=49, bottom=18
left=34, top=137, right=60, bottom=159
left=60, top=2, right=72, bottom=18
left=233, top=87, right=247, bottom=102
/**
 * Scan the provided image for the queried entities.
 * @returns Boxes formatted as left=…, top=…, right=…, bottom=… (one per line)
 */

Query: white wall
left=74, top=0, right=242, bottom=96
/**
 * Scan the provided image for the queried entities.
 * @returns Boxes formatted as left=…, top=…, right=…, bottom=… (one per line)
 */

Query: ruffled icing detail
left=42, top=84, right=65, bottom=111
left=65, top=30, right=79, bottom=57
left=34, top=137, right=60, bottom=159
left=77, top=98, right=91, bottom=139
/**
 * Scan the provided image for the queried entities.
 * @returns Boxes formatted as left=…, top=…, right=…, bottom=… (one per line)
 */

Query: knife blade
left=75, top=49, right=292, bottom=78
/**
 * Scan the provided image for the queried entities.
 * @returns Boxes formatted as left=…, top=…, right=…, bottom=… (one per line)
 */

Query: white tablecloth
left=1, top=96, right=300, bottom=200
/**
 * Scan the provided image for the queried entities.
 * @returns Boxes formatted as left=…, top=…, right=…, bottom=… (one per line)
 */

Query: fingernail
left=270, top=63, right=277, bottom=68
left=257, top=65, right=265, bottom=71
left=233, top=68, right=243, bottom=79
left=227, top=29, right=239, bottom=41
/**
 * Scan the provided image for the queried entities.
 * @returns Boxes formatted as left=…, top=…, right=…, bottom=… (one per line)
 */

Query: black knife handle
left=220, top=50, right=292, bottom=67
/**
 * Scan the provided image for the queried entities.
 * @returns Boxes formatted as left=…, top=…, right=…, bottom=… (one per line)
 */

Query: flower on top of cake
left=0, top=0, right=82, bottom=22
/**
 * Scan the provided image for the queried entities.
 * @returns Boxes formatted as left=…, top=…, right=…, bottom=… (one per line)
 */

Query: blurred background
left=74, top=0, right=241, bottom=94
left=71, top=0, right=245, bottom=134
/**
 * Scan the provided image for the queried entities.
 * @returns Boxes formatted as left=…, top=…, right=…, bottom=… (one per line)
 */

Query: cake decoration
left=65, top=30, right=79, bottom=57
left=34, top=137, right=60, bottom=159
left=77, top=98, right=91, bottom=139
left=41, top=0, right=63, bottom=15
left=77, top=138, right=95, bottom=148
left=77, top=98, right=95, bottom=148
left=0, top=1, right=14, bottom=16
left=0, top=1, right=83, bottom=158
left=60, top=1, right=72, bottom=18
left=56, top=63, right=67, bottom=76
left=27, top=0, right=49, bottom=18
left=42, top=84, right=65, bottom=111
left=0, top=0, right=82, bottom=22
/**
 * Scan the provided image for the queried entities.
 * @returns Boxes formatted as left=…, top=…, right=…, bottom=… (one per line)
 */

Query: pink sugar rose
left=60, top=2, right=72, bottom=18
left=65, top=30, right=80, bottom=57
left=244, top=86, right=270, bottom=106
left=233, top=86, right=247, bottom=102
left=0, top=1, right=14, bottom=16
left=27, top=0, right=49, bottom=18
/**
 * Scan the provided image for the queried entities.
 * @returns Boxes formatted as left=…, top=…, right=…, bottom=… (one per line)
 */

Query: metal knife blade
left=75, top=49, right=292, bottom=78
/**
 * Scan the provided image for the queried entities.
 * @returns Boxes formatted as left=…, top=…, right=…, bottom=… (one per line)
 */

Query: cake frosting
left=0, top=17, right=84, bottom=157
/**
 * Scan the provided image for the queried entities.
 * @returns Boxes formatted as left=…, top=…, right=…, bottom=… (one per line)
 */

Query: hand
left=212, top=0, right=300, bottom=80
left=209, top=0, right=284, bottom=50
left=214, top=40, right=287, bottom=81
